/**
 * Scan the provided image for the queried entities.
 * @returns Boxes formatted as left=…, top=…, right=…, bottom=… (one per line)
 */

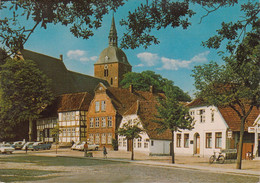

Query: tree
left=154, top=84, right=193, bottom=164
left=121, top=70, right=191, bottom=102
left=192, top=30, right=259, bottom=169
left=117, top=119, right=143, bottom=160
left=1, top=1, right=256, bottom=55
left=51, top=123, right=61, bottom=154
left=0, top=58, right=54, bottom=141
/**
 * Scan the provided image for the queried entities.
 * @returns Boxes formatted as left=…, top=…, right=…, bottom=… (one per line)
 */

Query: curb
left=41, top=154, right=260, bottom=177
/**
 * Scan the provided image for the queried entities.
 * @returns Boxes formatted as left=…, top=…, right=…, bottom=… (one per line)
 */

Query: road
left=0, top=154, right=259, bottom=183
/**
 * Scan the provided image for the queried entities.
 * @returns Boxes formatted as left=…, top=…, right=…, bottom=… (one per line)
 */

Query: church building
left=94, top=16, right=132, bottom=87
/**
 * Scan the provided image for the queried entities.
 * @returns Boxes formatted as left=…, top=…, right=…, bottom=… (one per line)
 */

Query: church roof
left=20, top=49, right=108, bottom=96
left=95, top=16, right=130, bottom=66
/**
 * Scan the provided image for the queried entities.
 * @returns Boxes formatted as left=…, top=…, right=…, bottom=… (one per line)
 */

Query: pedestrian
left=71, top=140, right=74, bottom=146
left=103, top=146, right=107, bottom=159
left=84, top=142, right=88, bottom=157
left=25, top=145, right=28, bottom=154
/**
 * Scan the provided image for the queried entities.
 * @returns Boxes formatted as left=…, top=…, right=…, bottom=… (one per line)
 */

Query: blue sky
left=1, top=1, right=247, bottom=97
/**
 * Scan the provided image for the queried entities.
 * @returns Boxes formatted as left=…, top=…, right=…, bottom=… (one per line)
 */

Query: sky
left=1, top=1, right=247, bottom=97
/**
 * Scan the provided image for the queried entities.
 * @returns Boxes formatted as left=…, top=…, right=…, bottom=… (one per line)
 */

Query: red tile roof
left=124, top=100, right=172, bottom=140
left=57, top=92, right=93, bottom=112
left=106, top=87, right=164, bottom=116
left=188, top=99, right=260, bottom=132
left=219, top=106, right=260, bottom=131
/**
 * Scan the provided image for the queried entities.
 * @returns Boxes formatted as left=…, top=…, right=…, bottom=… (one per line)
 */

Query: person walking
left=103, top=146, right=107, bottom=159
left=84, top=142, right=88, bottom=157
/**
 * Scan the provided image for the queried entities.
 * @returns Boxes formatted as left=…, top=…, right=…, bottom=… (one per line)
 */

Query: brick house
left=86, top=83, right=164, bottom=149
left=118, top=100, right=172, bottom=155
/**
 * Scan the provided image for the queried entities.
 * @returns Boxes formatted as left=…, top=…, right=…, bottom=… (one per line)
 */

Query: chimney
left=150, top=85, right=154, bottom=93
left=129, top=84, right=133, bottom=93
left=60, top=54, right=63, bottom=61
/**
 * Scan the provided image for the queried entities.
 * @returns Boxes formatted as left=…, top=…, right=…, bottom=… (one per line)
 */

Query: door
left=194, top=133, right=200, bottom=154
left=127, top=139, right=133, bottom=152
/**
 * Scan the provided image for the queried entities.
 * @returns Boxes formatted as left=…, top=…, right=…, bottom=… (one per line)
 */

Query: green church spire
left=108, top=15, right=118, bottom=47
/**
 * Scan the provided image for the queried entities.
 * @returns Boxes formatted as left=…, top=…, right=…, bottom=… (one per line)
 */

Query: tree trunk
left=131, top=139, right=134, bottom=160
left=172, top=130, right=175, bottom=164
left=28, top=118, right=33, bottom=142
left=236, top=118, right=245, bottom=169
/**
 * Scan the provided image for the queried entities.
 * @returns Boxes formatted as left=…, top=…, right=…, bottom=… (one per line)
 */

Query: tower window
left=104, top=69, right=108, bottom=77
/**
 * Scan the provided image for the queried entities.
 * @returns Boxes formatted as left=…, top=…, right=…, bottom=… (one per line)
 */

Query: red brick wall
left=94, top=63, right=132, bottom=87
left=87, top=88, right=117, bottom=149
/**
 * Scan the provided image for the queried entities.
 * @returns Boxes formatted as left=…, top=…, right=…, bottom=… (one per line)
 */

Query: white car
left=75, top=141, right=86, bottom=151
left=71, top=141, right=81, bottom=150
left=0, top=144, right=15, bottom=154
left=88, top=144, right=99, bottom=151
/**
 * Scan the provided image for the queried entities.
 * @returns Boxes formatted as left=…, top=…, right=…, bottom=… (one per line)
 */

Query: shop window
left=206, top=133, right=212, bottom=148
left=177, top=134, right=181, bottom=147
left=184, top=134, right=189, bottom=148
left=215, top=132, right=222, bottom=148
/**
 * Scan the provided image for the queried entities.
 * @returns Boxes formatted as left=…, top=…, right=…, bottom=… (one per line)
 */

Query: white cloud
left=66, top=50, right=97, bottom=63
left=67, top=50, right=85, bottom=59
left=137, top=52, right=159, bottom=67
left=135, top=63, right=145, bottom=67
left=159, top=51, right=210, bottom=70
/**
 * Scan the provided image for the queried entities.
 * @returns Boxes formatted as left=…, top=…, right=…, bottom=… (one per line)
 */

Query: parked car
left=28, top=142, right=52, bottom=151
left=88, top=144, right=99, bottom=151
left=0, top=144, right=15, bottom=154
left=22, top=142, right=34, bottom=150
left=75, top=141, right=86, bottom=151
left=12, top=141, right=26, bottom=150
left=71, top=141, right=81, bottom=150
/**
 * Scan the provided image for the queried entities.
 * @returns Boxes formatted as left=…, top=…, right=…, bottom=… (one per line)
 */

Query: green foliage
left=112, top=138, right=118, bottom=151
left=117, top=120, right=143, bottom=140
left=0, top=59, right=54, bottom=140
left=202, top=2, right=259, bottom=53
left=0, top=0, right=246, bottom=54
left=192, top=31, right=259, bottom=169
left=154, top=84, right=193, bottom=133
left=120, top=70, right=191, bottom=102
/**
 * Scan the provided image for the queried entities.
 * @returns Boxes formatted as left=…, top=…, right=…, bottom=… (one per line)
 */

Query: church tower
left=94, top=16, right=132, bottom=87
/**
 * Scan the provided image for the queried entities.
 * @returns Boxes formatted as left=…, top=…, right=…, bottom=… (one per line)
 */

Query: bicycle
left=209, top=152, right=225, bottom=164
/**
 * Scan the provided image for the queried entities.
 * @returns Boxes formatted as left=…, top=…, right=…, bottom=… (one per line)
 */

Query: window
left=215, top=132, right=222, bottom=148
left=206, top=133, right=212, bottom=148
left=101, top=133, right=106, bottom=144
left=177, top=134, right=181, bottom=147
left=72, top=128, right=75, bottom=137
left=95, top=101, right=100, bottom=112
left=110, top=78, right=113, bottom=85
left=89, top=134, right=94, bottom=144
left=95, top=117, right=100, bottom=128
left=123, top=138, right=126, bottom=147
left=184, top=134, right=189, bottom=148
left=95, top=134, right=100, bottom=144
left=101, top=117, right=106, bottom=127
left=137, top=138, right=142, bottom=148
left=89, top=118, right=94, bottom=128
left=62, top=129, right=66, bottom=137
left=104, top=68, right=108, bottom=77
left=199, top=109, right=205, bottom=123
left=107, top=116, right=112, bottom=127
left=151, top=140, right=154, bottom=146
left=101, top=101, right=106, bottom=111
left=144, top=139, right=149, bottom=148
left=211, top=112, right=214, bottom=123
left=107, top=133, right=112, bottom=144
left=190, top=110, right=195, bottom=116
